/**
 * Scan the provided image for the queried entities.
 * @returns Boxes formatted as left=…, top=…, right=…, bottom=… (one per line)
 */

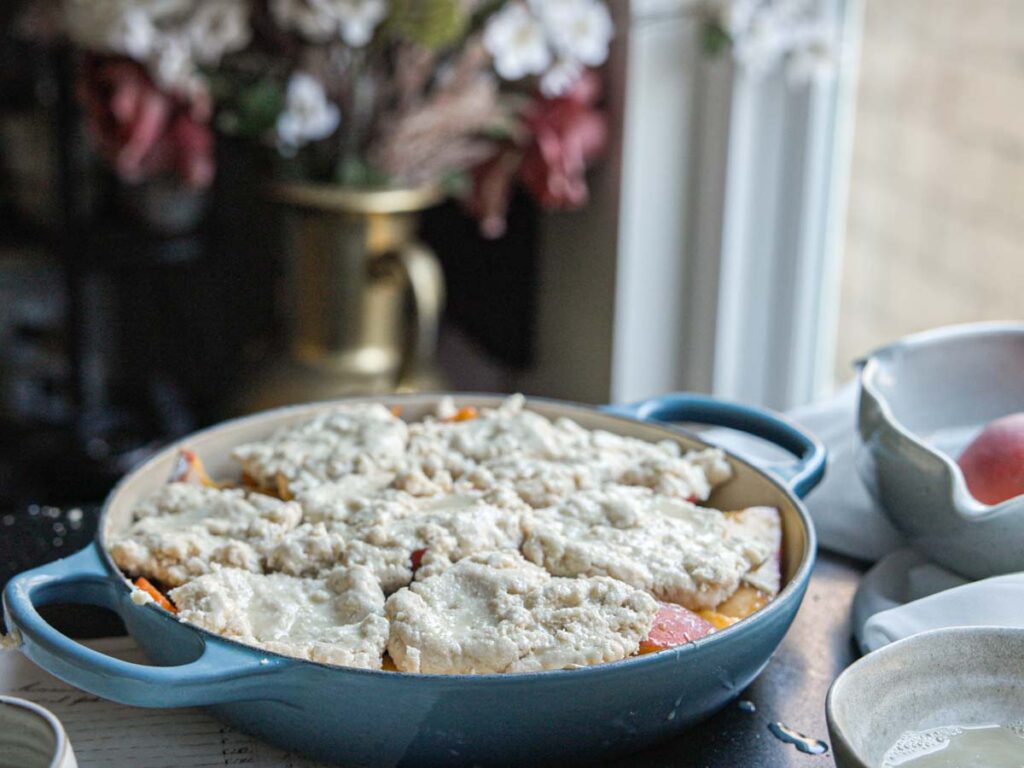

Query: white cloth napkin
left=850, top=548, right=967, bottom=652
left=859, top=565, right=1024, bottom=653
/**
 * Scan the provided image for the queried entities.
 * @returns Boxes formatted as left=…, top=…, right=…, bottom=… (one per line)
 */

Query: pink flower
left=520, top=71, right=607, bottom=209
left=467, top=148, right=521, bottom=240
left=79, top=56, right=214, bottom=188
left=167, top=112, right=215, bottom=188
left=467, top=71, right=608, bottom=238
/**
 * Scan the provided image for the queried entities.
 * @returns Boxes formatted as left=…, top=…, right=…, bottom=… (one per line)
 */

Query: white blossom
left=270, top=0, right=336, bottom=42
left=484, top=1, right=613, bottom=95
left=706, top=0, right=760, bottom=38
left=187, top=0, right=252, bottom=64
left=732, top=10, right=786, bottom=73
left=483, top=3, right=552, bottom=80
left=276, top=72, right=341, bottom=149
left=705, top=0, right=836, bottom=84
left=114, top=9, right=158, bottom=59
left=150, top=34, right=218, bottom=97
left=62, top=0, right=252, bottom=95
left=150, top=35, right=184, bottom=82
left=334, top=0, right=387, bottom=46
left=784, top=29, right=835, bottom=84
left=539, top=58, right=582, bottom=97
left=534, top=0, right=613, bottom=67
left=64, top=0, right=156, bottom=56
left=270, top=0, right=386, bottom=47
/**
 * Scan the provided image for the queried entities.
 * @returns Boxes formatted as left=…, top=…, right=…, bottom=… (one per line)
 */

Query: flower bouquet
left=62, top=0, right=615, bottom=236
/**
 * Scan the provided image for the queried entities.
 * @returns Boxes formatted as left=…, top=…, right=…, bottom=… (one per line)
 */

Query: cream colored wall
left=836, top=0, right=1024, bottom=381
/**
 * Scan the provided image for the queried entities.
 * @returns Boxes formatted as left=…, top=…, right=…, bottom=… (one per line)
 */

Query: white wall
left=522, top=0, right=855, bottom=410
left=713, top=0, right=858, bottom=410
left=611, top=9, right=734, bottom=403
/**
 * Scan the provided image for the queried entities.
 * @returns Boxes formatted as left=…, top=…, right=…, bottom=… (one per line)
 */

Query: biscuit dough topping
left=385, top=551, right=659, bottom=674
left=170, top=566, right=389, bottom=669
left=108, top=396, right=781, bottom=673
left=521, top=486, right=777, bottom=610
left=109, top=483, right=302, bottom=587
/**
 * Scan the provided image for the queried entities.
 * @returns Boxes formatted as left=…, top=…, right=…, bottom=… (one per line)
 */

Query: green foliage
left=335, top=156, right=391, bottom=187
left=441, top=169, right=470, bottom=198
left=217, top=78, right=285, bottom=139
left=701, top=22, right=733, bottom=57
left=387, top=0, right=469, bottom=49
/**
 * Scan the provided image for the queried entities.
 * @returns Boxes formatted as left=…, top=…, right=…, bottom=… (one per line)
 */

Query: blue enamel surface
left=604, top=392, right=827, bottom=498
left=2, top=393, right=823, bottom=766
left=2, top=544, right=290, bottom=708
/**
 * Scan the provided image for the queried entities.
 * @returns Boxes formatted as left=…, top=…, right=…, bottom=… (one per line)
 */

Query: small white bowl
left=858, top=321, right=1024, bottom=578
left=0, top=695, right=77, bottom=768
left=826, top=627, right=1024, bottom=768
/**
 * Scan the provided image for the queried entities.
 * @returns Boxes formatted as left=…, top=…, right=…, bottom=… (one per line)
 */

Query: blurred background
left=0, top=0, right=1020, bottom=582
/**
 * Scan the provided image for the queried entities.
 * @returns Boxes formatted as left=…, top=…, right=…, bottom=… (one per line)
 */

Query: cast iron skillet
left=4, top=393, right=824, bottom=766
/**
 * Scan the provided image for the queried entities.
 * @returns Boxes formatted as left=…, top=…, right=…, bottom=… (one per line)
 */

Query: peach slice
left=638, top=602, right=714, bottom=654
left=715, top=586, right=770, bottom=621
left=698, top=610, right=740, bottom=631
left=169, top=449, right=217, bottom=488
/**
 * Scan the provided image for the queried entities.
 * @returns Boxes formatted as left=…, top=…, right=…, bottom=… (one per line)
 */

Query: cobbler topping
left=726, top=506, right=784, bottom=594
left=108, top=396, right=778, bottom=673
left=521, top=486, right=778, bottom=610
left=385, top=551, right=659, bottom=674
left=170, top=565, right=388, bottom=669
left=109, top=483, right=302, bottom=587
left=337, top=492, right=528, bottom=593
left=231, top=404, right=408, bottom=493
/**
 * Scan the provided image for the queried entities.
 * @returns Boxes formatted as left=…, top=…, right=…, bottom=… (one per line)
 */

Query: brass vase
left=235, top=184, right=446, bottom=413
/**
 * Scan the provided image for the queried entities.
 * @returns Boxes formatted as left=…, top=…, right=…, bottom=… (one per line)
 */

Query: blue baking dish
left=3, top=393, right=824, bottom=766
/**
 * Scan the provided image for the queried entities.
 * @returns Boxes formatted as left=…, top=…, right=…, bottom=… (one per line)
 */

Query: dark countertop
left=2, top=506, right=865, bottom=767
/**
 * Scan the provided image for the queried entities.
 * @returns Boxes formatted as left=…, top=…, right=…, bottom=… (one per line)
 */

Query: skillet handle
left=604, top=392, right=826, bottom=498
left=2, top=543, right=285, bottom=708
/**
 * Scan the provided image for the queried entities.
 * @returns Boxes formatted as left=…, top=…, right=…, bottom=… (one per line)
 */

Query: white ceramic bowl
left=0, top=695, right=77, bottom=768
left=826, top=627, right=1024, bottom=768
left=857, top=322, right=1024, bottom=578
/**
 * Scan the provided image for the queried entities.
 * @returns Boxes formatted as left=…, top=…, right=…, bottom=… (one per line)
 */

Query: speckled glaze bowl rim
left=858, top=321, right=1024, bottom=521
left=825, top=625, right=1024, bottom=768
left=0, top=694, right=71, bottom=768
left=97, top=392, right=818, bottom=682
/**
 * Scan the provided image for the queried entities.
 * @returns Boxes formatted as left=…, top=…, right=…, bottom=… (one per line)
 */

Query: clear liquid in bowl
left=880, top=723, right=1024, bottom=767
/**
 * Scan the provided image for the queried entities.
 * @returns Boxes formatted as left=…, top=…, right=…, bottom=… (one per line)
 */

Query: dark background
left=0, top=18, right=540, bottom=588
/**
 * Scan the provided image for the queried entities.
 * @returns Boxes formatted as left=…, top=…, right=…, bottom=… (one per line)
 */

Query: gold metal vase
left=234, top=184, right=446, bottom=413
